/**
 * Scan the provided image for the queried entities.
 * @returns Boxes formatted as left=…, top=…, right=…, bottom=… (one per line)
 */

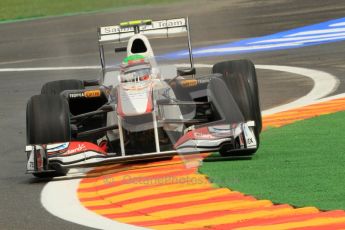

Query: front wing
left=26, top=121, right=257, bottom=174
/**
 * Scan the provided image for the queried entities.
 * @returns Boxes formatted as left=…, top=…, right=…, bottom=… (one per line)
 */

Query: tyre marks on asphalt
left=77, top=97, right=345, bottom=229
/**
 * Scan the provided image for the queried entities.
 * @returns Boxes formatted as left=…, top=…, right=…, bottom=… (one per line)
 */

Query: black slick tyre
left=26, top=95, right=71, bottom=177
left=212, top=59, right=262, bottom=156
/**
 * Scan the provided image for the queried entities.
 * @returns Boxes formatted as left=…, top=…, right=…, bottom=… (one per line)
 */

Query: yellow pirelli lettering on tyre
left=181, top=79, right=198, bottom=87
left=84, top=90, right=101, bottom=98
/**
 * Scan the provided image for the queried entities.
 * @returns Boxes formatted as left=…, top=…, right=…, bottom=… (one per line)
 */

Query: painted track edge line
left=257, top=65, right=339, bottom=115
left=0, top=66, right=100, bottom=72
left=41, top=176, right=146, bottom=230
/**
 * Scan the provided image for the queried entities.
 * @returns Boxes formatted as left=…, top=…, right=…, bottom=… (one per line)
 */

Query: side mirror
left=177, top=67, right=196, bottom=76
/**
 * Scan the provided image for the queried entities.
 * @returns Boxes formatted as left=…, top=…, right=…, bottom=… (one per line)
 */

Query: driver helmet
left=120, top=54, right=152, bottom=83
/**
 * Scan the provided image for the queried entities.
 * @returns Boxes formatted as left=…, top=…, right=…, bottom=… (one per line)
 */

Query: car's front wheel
left=212, top=59, right=262, bottom=156
left=26, top=95, right=71, bottom=177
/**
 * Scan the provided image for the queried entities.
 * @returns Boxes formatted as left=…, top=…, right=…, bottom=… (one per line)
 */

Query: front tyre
left=26, top=95, right=71, bottom=177
left=212, top=59, right=262, bottom=156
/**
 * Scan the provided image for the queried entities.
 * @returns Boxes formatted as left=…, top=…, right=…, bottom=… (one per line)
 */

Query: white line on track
left=31, top=63, right=339, bottom=230
left=0, top=66, right=100, bottom=72
left=256, top=65, right=339, bottom=115
left=1, top=63, right=338, bottom=114
left=41, top=172, right=146, bottom=230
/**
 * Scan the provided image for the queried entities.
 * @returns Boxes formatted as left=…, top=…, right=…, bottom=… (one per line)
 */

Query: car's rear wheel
left=212, top=59, right=262, bottom=156
left=41, top=79, right=84, bottom=95
left=26, top=95, right=71, bottom=177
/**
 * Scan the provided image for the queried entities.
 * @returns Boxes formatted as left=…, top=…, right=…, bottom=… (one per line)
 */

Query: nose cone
left=117, top=83, right=153, bottom=116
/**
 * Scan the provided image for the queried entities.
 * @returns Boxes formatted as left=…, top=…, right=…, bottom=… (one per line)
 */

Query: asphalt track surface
left=1, top=0, right=345, bottom=229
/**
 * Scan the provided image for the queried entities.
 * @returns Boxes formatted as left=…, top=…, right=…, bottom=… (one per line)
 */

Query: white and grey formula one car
left=25, top=18, right=262, bottom=177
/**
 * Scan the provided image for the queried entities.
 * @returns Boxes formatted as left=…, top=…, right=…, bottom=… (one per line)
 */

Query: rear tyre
left=212, top=59, right=262, bottom=156
left=41, top=79, right=84, bottom=95
left=26, top=95, right=71, bottom=177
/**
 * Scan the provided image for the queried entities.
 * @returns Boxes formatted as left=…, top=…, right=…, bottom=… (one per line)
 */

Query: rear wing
left=98, top=18, right=188, bottom=43
left=97, top=17, right=194, bottom=72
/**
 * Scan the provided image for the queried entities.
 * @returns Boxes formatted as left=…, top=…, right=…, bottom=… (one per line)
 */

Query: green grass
left=200, top=111, right=345, bottom=210
left=0, top=0, right=184, bottom=22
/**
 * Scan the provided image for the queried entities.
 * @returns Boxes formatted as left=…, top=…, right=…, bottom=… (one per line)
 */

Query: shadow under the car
left=202, top=153, right=252, bottom=162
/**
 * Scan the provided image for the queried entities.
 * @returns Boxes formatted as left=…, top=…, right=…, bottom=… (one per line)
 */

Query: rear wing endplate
left=98, top=18, right=188, bottom=43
